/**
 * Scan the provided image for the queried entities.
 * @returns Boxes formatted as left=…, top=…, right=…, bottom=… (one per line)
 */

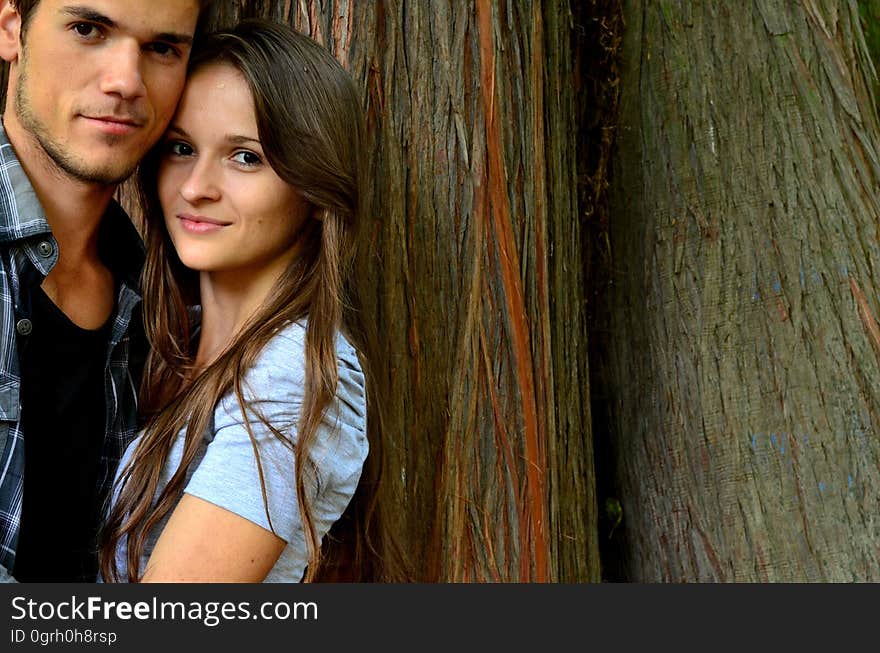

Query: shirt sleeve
left=183, top=324, right=368, bottom=544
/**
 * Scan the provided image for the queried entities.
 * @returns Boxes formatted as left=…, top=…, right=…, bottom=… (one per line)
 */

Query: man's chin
left=50, top=150, right=140, bottom=186
left=62, top=167, right=130, bottom=187
left=76, top=169, right=135, bottom=186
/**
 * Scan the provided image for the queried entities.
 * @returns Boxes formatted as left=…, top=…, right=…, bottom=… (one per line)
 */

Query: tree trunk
left=205, top=0, right=601, bottom=581
left=601, top=0, right=880, bottom=581
left=0, top=0, right=600, bottom=582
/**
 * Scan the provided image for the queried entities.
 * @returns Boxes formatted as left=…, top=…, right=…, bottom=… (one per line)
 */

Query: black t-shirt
left=13, top=286, right=112, bottom=582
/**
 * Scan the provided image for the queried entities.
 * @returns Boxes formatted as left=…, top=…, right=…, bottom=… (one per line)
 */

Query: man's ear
left=0, top=2, right=22, bottom=64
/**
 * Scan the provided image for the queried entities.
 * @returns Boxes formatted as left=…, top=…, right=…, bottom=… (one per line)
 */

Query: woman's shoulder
left=249, top=321, right=364, bottom=389
left=218, top=321, right=366, bottom=434
left=244, top=321, right=308, bottom=392
left=207, top=321, right=368, bottom=503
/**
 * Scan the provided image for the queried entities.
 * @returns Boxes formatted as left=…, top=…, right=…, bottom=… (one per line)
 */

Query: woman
left=99, top=19, right=390, bottom=582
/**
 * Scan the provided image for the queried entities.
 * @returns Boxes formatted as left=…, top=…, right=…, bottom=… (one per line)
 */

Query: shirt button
left=37, top=241, right=54, bottom=258
left=16, top=319, right=32, bottom=336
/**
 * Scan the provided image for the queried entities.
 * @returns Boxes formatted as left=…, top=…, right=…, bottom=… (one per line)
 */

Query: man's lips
left=80, top=115, right=144, bottom=136
left=177, top=214, right=232, bottom=234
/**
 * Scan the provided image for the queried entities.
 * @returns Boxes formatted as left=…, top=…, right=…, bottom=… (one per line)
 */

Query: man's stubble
left=13, top=50, right=140, bottom=187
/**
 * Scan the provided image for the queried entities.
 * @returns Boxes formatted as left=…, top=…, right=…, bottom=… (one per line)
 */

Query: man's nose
left=99, top=40, right=146, bottom=101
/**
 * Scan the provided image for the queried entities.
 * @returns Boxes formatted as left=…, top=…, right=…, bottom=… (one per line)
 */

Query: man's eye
left=147, top=42, right=180, bottom=59
left=72, top=23, right=100, bottom=38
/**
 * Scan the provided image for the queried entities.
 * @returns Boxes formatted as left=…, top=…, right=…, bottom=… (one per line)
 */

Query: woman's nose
left=179, top=159, right=222, bottom=204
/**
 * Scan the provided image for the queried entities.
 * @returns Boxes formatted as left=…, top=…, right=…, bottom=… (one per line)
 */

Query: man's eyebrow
left=61, top=6, right=193, bottom=46
left=61, top=6, right=116, bottom=28
left=154, top=32, right=194, bottom=46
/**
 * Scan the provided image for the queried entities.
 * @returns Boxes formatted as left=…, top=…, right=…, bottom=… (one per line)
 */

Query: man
left=0, top=0, right=206, bottom=581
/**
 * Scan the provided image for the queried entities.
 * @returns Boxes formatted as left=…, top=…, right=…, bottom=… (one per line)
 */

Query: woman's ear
left=0, top=2, right=22, bottom=64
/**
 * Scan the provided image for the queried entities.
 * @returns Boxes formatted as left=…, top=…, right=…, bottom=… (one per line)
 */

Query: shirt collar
left=0, top=124, right=51, bottom=243
left=0, top=123, right=145, bottom=290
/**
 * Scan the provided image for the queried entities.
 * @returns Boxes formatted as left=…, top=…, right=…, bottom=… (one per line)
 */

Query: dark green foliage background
left=860, top=0, right=880, bottom=99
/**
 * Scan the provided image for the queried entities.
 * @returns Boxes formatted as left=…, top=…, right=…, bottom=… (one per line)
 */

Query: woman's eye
left=232, top=151, right=262, bottom=166
left=167, top=141, right=194, bottom=157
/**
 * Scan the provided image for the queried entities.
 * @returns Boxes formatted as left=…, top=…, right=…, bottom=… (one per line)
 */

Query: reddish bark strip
left=850, top=274, right=880, bottom=357
left=308, top=0, right=323, bottom=43
left=330, top=1, right=353, bottom=68
left=475, top=0, right=548, bottom=581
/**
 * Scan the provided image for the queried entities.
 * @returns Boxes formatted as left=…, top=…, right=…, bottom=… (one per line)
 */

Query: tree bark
left=602, top=0, right=880, bottom=581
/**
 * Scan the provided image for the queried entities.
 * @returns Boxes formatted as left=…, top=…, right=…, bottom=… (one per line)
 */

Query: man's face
left=4, top=0, right=200, bottom=185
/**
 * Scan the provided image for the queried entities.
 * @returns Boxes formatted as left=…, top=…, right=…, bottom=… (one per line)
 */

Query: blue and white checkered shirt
left=0, top=126, right=145, bottom=575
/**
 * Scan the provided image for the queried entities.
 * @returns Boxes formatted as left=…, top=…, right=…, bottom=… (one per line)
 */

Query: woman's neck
left=193, top=266, right=283, bottom=369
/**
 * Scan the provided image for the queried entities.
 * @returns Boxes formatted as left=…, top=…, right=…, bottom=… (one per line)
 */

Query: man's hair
left=7, top=1, right=37, bottom=28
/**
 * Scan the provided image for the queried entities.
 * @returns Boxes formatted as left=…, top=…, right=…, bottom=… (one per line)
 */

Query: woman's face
left=158, top=63, right=308, bottom=278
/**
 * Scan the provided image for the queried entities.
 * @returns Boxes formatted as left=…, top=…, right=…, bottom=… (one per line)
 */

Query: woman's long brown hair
left=99, top=19, right=407, bottom=583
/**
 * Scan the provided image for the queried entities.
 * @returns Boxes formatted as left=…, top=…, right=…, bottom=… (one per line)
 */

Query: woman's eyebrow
left=164, top=127, right=261, bottom=146
left=226, top=135, right=262, bottom=146
left=166, top=125, right=191, bottom=139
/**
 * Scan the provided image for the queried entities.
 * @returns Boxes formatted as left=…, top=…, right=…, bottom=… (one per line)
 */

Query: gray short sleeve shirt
left=112, top=322, right=368, bottom=582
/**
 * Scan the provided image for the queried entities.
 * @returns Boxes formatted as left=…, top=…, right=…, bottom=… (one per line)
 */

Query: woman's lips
left=177, top=214, right=232, bottom=234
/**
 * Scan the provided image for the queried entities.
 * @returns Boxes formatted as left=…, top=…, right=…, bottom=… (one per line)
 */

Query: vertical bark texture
left=604, top=0, right=880, bottom=580
left=202, top=1, right=600, bottom=581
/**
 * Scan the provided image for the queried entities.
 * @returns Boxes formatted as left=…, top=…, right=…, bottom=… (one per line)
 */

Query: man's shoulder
left=0, top=124, right=50, bottom=243
left=0, top=124, right=24, bottom=187
left=0, top=132, right=16, bottom=166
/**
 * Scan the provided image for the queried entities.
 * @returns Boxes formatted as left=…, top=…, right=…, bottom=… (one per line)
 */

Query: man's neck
left=2, top=113, right=119, bottom=329
left=2, top=113, right=117, bottom=264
